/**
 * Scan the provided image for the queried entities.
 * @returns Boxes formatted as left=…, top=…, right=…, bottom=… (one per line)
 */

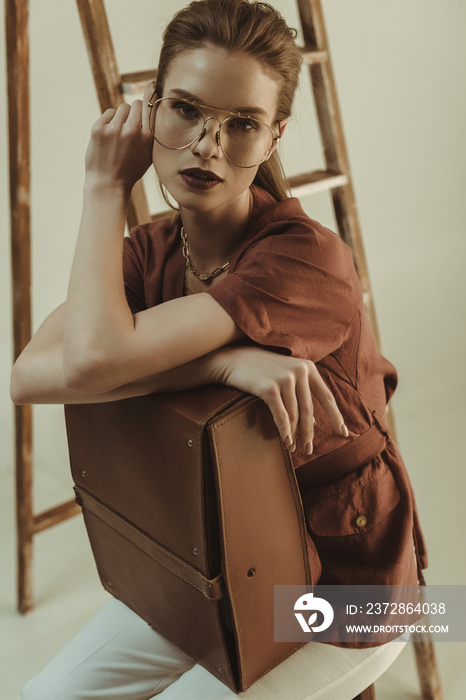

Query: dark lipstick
left=179, top=168, right=223, bottom=190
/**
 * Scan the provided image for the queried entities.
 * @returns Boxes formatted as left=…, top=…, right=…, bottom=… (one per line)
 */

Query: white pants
left=21, top=596, right=236, bottom=699
left=21, top=595, right=408, bottom=700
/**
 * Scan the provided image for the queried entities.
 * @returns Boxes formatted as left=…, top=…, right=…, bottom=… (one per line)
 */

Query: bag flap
left=208, top=395, right=311, bottom=691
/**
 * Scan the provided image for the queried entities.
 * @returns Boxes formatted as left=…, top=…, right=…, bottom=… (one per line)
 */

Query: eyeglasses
left=147, top=94, right=280, bottom=169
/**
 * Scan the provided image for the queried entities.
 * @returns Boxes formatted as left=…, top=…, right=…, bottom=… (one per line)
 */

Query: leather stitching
left=77, top=489, right=223, bottom=601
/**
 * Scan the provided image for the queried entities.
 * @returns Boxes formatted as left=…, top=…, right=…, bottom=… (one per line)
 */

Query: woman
left=13, top=0, right=428, bottom=697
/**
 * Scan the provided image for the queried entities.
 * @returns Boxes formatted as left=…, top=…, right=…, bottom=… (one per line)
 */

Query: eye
left=172, top=100, right=201, bottom=120
left=228, top=117, right=258, bottom=132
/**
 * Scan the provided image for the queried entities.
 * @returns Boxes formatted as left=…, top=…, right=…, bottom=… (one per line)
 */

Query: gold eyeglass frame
left=147, top=90, right=281, bottom=169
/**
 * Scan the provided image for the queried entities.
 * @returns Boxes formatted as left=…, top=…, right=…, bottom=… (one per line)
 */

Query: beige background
left=1, top=1, right=465, bottom=698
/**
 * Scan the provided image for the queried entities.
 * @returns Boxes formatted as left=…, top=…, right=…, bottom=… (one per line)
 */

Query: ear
left=278, top=119, right=288, bottom=138
left=268, top=118, right=288, bottom=158
left=145, top=80, right=158, bottom=102
left=144, top=81, right=158, bottom=135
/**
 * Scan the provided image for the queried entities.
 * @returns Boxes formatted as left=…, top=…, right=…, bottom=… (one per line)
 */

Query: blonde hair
left=154, top=0, right=302, bottom=208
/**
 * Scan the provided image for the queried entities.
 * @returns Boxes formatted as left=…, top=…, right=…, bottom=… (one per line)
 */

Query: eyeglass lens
left=151, top=98, right=274, bottom=168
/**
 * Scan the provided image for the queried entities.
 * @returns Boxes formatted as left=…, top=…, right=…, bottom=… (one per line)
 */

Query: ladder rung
left=121, top=69, right=158, bottom=95
left=33, top=499, right=81, bottom=534
left=288, top=170, right=349, bottom=197
left=299, top=48, right=328, bottom=65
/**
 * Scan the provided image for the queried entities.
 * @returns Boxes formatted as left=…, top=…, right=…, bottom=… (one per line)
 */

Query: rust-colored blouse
left=123, top=184, right=428, bottom=600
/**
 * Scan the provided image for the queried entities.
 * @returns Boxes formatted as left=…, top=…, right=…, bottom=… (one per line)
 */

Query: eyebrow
left=167, top=88, right=267, bottom=117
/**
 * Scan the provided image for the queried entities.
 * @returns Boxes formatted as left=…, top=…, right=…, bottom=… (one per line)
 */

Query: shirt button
left=356, top=514, right=367, bottom=528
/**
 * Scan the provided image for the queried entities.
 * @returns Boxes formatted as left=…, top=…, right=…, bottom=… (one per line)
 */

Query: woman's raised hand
left=216, top=345, right=349, bottom=455
left=84, top=82, right=156, bottom=193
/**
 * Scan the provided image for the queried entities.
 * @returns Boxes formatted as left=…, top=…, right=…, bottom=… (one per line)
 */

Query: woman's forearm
left=11, top=305, right=349, bottom=450
left=63, top=97, right=155, bottom=385
left=63, top=182, right=134, bottom=384
left=11, top=300, right=230, bottom=405
left=14, top=296, right=230, bottom=406
left=11, top=342, right=226, bottom=405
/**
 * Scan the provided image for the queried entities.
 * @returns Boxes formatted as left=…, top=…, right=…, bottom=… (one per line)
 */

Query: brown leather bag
left=64, top=385, right=314, bottom=693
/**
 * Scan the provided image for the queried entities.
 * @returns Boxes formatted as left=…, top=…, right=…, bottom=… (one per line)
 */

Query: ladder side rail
left=76, top=0, right=151, bottom=227
left=6, top=0, right=35, bottom=615
left=7, top=0, right=93, bottom=614
left=410, top=587, right=445, bottom=700
left=298, top=0, right=396, bottom=446
left=296, top=0, right=382, bottom=347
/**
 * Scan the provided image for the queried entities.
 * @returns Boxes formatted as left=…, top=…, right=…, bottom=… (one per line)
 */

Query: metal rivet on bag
left=217, top=667, right=223, bottom=674
left=247, top=568, right=256, bottom=577
left=187, top=439, right=193, bottom=447
left=192, top=547, right=198, bottom=555
left=107, top=581, right=113, bottom=587
left=356, top=514, right=367, bottom=528
left=81, top=470, right=86, bottom=477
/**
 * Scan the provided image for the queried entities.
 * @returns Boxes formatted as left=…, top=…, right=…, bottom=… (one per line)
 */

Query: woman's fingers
left=94, top=100, right=143, bottom=133
left=94, top=78, right=156, bottom=135
left=262, top=386, right=293, bottom=448
left=91, top=83, right=157, bottom=141
left=262, top=366, right=317, bottom=454
left=92, top=107, right=117, bottom=130
left=86, top=94, right=154, bottom=190
left=220, top=346, right=348, bottom=451
left=280, top=375, right=300, bottom=450
left=295, top=366, right=315, bottom=454
left=92, top=104, right=131, bottom=136
left=124, top=99, right=145, bottom=133
left=273, top=361, right=347, bottom=453
left=307, top=363, right=348, bottom=437
left=111, top=102, right=132, bottom=128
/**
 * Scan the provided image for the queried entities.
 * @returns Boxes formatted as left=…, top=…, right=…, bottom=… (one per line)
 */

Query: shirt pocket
left=303, top=453, right=401, bottom=538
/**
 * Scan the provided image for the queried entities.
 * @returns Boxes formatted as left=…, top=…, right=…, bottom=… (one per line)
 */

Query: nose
left=192, top=116, right=222, bottom=160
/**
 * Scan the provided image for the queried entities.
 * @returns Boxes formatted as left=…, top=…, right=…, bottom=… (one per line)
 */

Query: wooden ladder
left=6, top=1, right=443, bottom=698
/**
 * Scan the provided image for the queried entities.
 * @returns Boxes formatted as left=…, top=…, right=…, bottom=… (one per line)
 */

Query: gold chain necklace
left=181, top=226, right=233, bottom=281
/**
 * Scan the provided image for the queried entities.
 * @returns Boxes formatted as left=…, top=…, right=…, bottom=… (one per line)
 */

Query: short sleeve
left=206, top=222, right=360, bottom=362
left=123, top=228, right=147, bottom=314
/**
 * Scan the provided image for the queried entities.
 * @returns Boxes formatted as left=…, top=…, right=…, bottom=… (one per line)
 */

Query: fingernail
left=341, top=424, right=349, bottom=437
left=313, top=417, right=316, bottom=426
left=290, top=442, right=296, bottom=453
left=305, top=441, right=313, bottom=455
left=285, top=435, right=292, bottom=447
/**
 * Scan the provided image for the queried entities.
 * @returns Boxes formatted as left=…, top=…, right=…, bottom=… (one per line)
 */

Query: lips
left=179, top=168, right=223, bottom=190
